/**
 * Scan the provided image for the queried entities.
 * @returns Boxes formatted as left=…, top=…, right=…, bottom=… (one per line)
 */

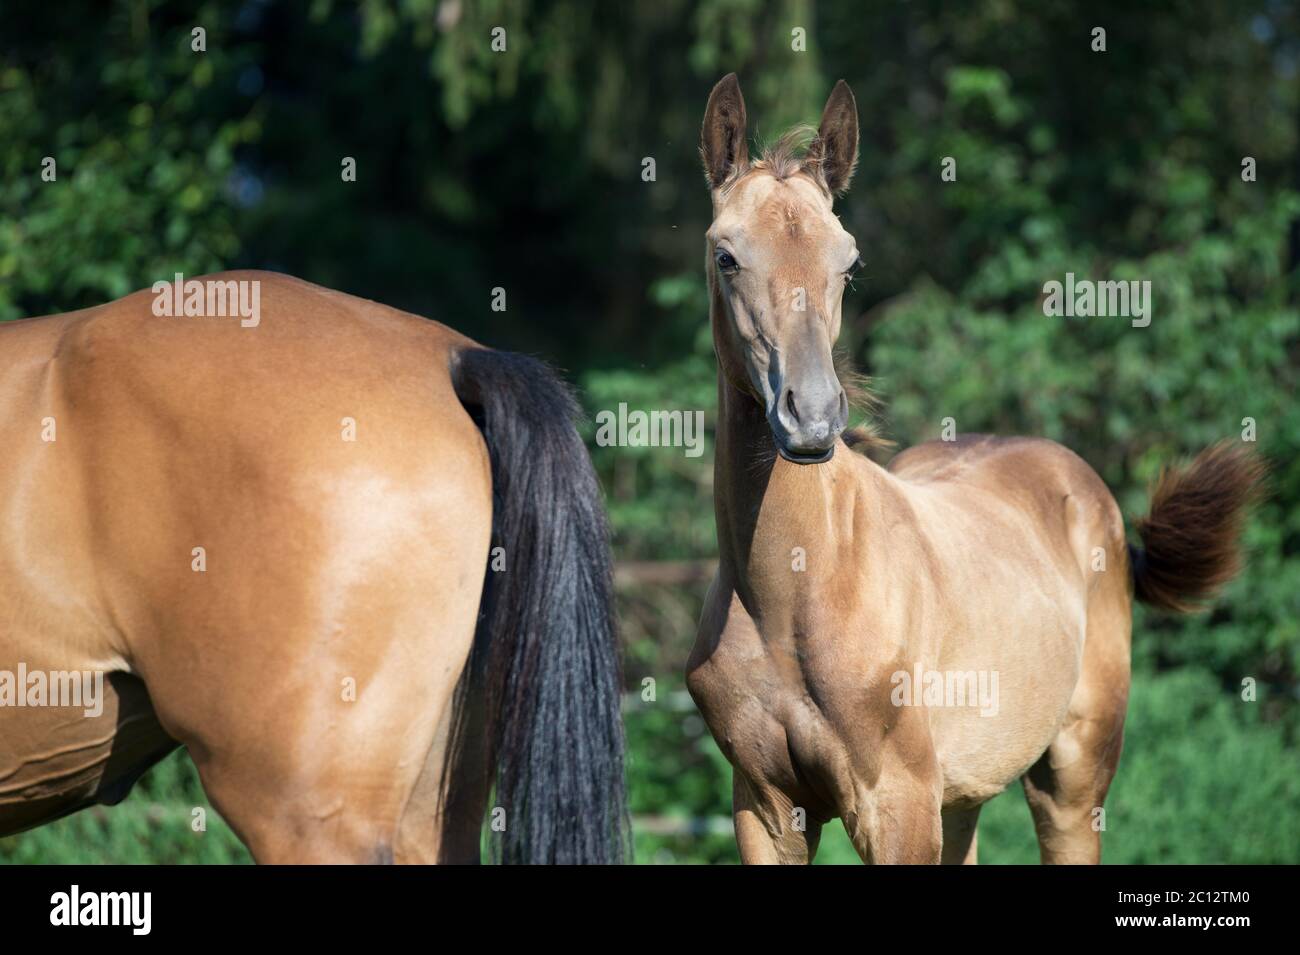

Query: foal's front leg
left=826, top=714, right=944, bottom=865
left=732, top=772, right=824, bottom=865
left=840, top=771, right=943, bottom=864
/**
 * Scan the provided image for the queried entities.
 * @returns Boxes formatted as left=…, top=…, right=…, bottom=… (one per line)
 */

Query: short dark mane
left=717, top=124, right=830, bottom=197
left=752, top=124, right=822, bottom=183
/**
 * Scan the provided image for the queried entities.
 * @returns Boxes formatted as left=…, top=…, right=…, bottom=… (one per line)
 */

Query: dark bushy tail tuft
left=446, top=347, right=628, bottom=863
left=1130, top=441, right=1267, bottom=613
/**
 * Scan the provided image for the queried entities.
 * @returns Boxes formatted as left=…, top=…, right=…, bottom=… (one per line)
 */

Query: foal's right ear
left=701, top=73, right=748, bottom=190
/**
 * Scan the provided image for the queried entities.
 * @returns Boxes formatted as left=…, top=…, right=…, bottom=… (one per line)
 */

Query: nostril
left=785, top=388, right=799, bottom=423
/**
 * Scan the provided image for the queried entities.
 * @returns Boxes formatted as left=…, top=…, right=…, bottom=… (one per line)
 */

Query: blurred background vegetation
left=1, top=0, right=1297, bottom=863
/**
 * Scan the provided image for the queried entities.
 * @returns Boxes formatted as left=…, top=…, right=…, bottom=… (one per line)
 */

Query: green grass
left=0, top=750, right=250, bottom=864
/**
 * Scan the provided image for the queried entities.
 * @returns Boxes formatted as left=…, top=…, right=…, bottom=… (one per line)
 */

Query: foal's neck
left=712, top=368, right=884, bottom=618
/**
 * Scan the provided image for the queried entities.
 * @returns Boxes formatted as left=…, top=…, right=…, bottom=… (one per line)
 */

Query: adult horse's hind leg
left=1021, top=593, right=1131, bottom=864
left=175, top=606, right=482, bottom=864
left=176, top=606, right=482, bottom=864
left=130, top=460, right=492, bottom=864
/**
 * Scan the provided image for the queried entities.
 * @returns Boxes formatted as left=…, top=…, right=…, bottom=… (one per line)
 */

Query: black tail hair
left=445, top=347, right=629, bottom=863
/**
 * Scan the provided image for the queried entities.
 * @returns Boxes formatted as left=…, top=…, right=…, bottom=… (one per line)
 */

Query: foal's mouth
left=776, top=442, right=836, bottom=465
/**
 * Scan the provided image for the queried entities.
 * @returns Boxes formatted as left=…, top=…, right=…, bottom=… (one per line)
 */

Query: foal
left=685, top=74, right=1264, bottom=864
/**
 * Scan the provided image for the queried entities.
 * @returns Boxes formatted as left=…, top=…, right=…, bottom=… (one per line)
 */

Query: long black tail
left=446, top=347, right=629, bottom=864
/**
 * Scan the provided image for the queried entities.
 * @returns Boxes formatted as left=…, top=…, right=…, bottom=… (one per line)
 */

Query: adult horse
left=685, top=75, right=1264, bottom=864
left=0, top=271, right=627, bottom=863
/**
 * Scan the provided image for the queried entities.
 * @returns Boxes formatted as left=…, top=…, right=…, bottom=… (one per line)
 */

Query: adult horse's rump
left=0, top=272, right=627, bottom=863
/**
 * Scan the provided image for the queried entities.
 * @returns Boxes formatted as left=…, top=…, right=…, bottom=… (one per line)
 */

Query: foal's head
left=701, top=73, right=860, bottom=464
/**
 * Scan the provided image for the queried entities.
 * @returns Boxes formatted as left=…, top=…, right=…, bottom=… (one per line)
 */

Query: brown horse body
left=686, top=75, right=1262, bottom=864
left=0, top=271, right=626, bottom=862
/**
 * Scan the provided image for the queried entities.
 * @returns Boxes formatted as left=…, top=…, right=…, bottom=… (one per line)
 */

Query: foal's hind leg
left=1021, top=597, right=1131, bottom=864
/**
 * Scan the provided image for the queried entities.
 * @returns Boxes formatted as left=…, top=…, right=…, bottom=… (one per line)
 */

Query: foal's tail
left=1129, top=441, right=1266, bottom=613
left=445, top=347, right=629, bottom=864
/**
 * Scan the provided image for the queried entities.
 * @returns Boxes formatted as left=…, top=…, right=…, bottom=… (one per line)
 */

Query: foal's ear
left=809, top=79, right=859, bottom=196
left=701, top=73, right=748, bottom=189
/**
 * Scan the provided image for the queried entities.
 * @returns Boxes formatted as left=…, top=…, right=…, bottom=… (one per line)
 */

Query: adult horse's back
left=0, top=271, right=627, bottom=863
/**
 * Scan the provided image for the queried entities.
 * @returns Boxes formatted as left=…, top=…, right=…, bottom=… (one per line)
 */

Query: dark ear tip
left=713, top=72, right=741, bottom=94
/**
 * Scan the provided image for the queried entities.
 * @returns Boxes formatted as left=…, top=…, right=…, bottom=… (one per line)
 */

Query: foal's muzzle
left=769, top=378, right=848, bottom=465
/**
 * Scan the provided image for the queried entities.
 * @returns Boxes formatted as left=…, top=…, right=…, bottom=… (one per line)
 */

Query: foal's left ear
left=809, top=80, right=859, bottom=196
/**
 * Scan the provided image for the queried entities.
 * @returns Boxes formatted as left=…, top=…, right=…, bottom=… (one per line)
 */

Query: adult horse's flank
left=685, top=74, right=1264, bottom=864
left=0, top=272, right=627, bottom=863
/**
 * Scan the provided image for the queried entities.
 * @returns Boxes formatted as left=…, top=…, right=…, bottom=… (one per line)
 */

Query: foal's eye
left=843, top=255, right=864, bottom=284
left=715, top=250, right=738, bottom=273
